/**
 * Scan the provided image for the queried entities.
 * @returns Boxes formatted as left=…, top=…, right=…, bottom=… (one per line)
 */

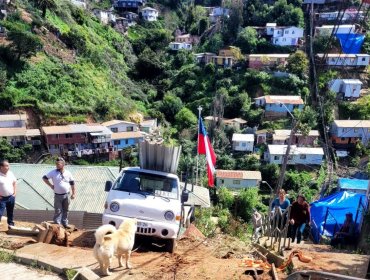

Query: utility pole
left=276, top=119, right=298, bottom=194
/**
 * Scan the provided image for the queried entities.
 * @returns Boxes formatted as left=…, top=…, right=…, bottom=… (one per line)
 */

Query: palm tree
left=33, top=0, right=56, bottom=18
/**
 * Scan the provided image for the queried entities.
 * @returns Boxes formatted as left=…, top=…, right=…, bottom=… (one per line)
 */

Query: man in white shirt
left=42, top=157, right=76, bottom=228
left=0, top=159, right=17, bottom=227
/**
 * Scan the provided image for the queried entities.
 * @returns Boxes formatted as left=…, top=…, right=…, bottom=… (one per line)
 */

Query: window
left=233, top=180, right=241, bottom=185
left=65, top=134, right=72, bottom=139
left=54, top=134, right=59, bottom=139
left=362, top=58, right=366, bottom=61
left=300, top=154, right=306, bottom=159
left=274, top=156, right=280, bottom=160
left=288, top=155, right=293, bottom=160
left=220, top=179, right=224, bottom=184
left=114, top=140, right=120, bottom=145
left=341, top=137, right=346, bottom=141
left=127, top=126, right=134, bottom=132
left=111, top=128, right=118, bottom=133
left=242, top=142, right=246, bottom=147
left=342, top=128, right=346, bottom=133
left=292, top=30, right=295, bottom=34
left=285, top=30, right=289, bottom=34
left=125, top=139, right=129, bottom=144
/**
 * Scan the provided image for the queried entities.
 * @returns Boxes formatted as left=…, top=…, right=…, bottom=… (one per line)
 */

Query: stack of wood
left=36, top=222, right=73, bottom=247
left=7, top=222, right=74, bottom=247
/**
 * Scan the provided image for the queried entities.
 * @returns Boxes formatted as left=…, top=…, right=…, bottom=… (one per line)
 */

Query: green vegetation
left=0, top=249, right=15, bottom=263
left=0, top=139, right=32, bottom=162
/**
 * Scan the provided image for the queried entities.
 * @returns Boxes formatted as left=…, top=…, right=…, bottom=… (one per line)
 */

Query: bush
left=194, top=207, right=216, bottom=237
left=217, top=186, right=234, bottom=209
left=234, top=188, right=260, bottom=222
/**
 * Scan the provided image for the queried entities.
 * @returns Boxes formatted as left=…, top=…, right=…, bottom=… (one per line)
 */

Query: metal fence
left=259, top=206, right=292, bottom=253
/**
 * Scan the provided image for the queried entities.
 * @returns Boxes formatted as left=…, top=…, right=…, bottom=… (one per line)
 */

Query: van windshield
left=112, top=170, right=178, bottom=199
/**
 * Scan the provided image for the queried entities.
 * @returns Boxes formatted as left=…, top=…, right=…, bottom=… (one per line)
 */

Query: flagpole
left=196, top=106, right=202, bottom=186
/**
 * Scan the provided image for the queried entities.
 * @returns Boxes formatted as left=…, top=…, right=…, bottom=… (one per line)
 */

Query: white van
left=103, top=167, right=189, bottom=253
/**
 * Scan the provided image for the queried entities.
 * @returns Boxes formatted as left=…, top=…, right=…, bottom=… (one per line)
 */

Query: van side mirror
left=105, top=181, right=113, bottom=192
left=181, top=190, right=189, bottom=203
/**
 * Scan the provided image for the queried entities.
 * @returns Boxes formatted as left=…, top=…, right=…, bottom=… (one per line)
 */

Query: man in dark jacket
left=288, top=194, right=310, bottom=244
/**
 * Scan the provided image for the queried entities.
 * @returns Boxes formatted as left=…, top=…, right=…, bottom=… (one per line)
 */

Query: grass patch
left=0, top=249, right=15, bottom=263
left=65, top=268, right=78, bottom=280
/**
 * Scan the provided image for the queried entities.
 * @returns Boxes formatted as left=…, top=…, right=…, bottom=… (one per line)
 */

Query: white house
left=317, top=54, right=370, bottom=67
left=266, top=145, right=324, bottom=165
left=266, top=23, right=277, bottom=35
left=93, top=9, right=116, bottom=25
left=0, top=114, right=27, bottom=128
left=141, top=7, right=158, bottom=21
left=270, top=26, right=304, bottom=46
left=329, top=79, right=363, bottom=100
left=71, top=0, right=87, bottom=9
left=209, top=7, right=229, bottom=23
left=232, top=133, right=254, bottom=152
left=169, top=42, right=192, bottom=51
left=216, top=170, right=262, bottom=189
left=315, top=24, right=356, bottom=36
left=101, top=120, right=139, bottom=133
left=140, top=119, right=157, bottom=134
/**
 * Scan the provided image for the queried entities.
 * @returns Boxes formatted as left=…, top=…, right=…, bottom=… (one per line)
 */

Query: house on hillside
left=248, top=54, right=290, bottom=69
left=216, top=170, right=262, bottom=189
left=175, top=34, right=200, bottom=45
left=211, top=55, right=234, bottom=68
left=254, top=95, right=304, bottom=118
left=265, top=23, right=304, bottom=46
left=0, top=128, right=41, bottom=147
left=141, top=7, right=158, bottom=21
left=102, top=120, right=139, bottom=133
left=256, top=129, right=270, bottom=145
left=265, top=145, right=324, bottom=165
left=42, top=124, right=113, bottom=155
left=329, top=79, right=363, bottom=100
left=315, top=24, right=356, bottom=36
left=111, top=131, right=144, bottom=150
left=113, top=0, right=145, bottom=11
left=169, top=42, right=192, bottom=51
left=92, top=9, right=116, bottom=25
left=272, top=130, right=319, bottom=146
left=317, top=10, right=364, bottom=23
left=303, top=0, right=326, bottom=4
left=140, top=119, right=157, bottom=134
left=71, top=0, right=86, bottom=9
left=317, top=54, right=370, bottom=67
left=209, top=7, right=229, bottom=23
left=194, top=53, right=216, bottom=64
left=0, top=114, right=27, bottom=128
left=232, top=133, right=254, bottom=152
left=330, top=120, right=370, bottom=147
left=204, top=116, right=247, bottom=130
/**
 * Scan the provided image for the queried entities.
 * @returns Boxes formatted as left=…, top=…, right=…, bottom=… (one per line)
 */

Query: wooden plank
left=271, top=263, right=279, bottom=280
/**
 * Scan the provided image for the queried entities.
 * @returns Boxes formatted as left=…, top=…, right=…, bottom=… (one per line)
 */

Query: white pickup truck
left=102, top=167, right=190, bottom=253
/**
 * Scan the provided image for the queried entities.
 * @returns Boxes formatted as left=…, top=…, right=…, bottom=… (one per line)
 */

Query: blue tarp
left=310, top=191, right=367, bottom=243
left=336, top=33, right=365, bottom=54
left=338, top=178, right=369, bottom=192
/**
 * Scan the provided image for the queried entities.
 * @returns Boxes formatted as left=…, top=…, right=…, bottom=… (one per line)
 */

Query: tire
left=166, top=238, right=177, bottom=253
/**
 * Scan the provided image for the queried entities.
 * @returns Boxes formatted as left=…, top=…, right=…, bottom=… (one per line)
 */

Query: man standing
left=0, top=159, right=17, bottom=228
left=43, top=157, right=76, bottom=228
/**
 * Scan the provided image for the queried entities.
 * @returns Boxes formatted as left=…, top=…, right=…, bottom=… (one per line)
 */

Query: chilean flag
left=198, top=117, right=216, bottom=187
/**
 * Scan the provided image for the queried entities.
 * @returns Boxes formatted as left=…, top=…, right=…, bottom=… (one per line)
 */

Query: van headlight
left=164, top=211, right=175, bottom=221
left=110, top=202, right=120, bottom=212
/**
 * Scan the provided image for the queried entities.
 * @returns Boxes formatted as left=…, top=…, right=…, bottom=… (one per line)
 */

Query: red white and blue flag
left=198, top=117, right=216, bottom=187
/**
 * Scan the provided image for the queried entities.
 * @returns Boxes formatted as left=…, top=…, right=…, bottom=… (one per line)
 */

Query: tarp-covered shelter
left=310, top=191, right=367, bottom=243
left=336, top=34, right=365, bottom=54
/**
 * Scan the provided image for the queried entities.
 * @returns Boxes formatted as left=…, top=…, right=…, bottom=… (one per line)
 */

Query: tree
left=32, top=0, right=57, bottom=18
left=286, top=51, right=309, bottom=78
left=204, top=33, right=224, bottom=53
left=235, top=27, right=259, bottom=54
left=0, top=139, right=32, bottom=162
left=8, top=30, right=43, bottom=60
left=235, top=188, right=261, bottom=221
left=160, top=94, right=183, bottom=123
left=175, top=107, right=197, bottom=132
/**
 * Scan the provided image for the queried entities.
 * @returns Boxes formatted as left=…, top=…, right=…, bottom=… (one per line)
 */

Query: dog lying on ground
left=93, top=219, right=137, bottom=276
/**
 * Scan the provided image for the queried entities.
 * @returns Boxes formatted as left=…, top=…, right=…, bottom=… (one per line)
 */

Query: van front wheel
left=166, top=239, right=177, bottom=253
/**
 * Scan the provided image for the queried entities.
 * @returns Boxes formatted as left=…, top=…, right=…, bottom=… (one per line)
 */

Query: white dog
left=93, top=219, right=137, bottom=276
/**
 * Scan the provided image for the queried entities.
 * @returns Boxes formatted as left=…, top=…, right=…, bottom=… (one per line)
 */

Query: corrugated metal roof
left=338, top=178, right=369, bottom=191
left=265, top=95, right=304, bottom=105
left=216, top=170, right=262, bottom=180
left=111, top=131, right=143, bottom=139
left=11, top=164, right=119, bottom=213
left=101, top=120, right=137, bottom=127
left=232, top=133, right=254, bottom=142
left=0, top=114, right=27, bottom=121
left=42, top=124, right=112, bottom=135
left=333, top=120, right=370, bottom=128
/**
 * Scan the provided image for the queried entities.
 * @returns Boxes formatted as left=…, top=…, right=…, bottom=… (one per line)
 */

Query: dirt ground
left=0, top=220, right=282, bottom=280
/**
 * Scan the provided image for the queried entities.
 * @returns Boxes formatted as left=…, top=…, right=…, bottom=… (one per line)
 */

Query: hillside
left=0, top=0, right=142, bottom=124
